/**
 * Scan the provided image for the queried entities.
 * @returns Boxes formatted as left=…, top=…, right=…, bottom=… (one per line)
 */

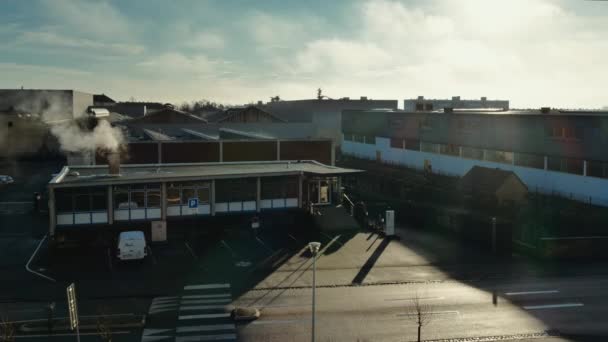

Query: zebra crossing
left=142, top=283, right=237, bottom=342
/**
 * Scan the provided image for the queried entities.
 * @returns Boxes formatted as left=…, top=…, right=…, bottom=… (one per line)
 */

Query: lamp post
left=308, top=241, right=321, bottom=342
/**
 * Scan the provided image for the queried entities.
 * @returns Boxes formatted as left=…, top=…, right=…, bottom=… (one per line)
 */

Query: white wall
left=343, top=137, right=608, bottom=207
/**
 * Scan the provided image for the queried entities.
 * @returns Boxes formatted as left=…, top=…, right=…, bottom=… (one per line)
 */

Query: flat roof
left=50, top=160, right=362, bottom=188
left=344, top=108, right=608, bottom=117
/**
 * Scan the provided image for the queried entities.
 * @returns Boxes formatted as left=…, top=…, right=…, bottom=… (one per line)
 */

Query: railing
left=342, top=193, right=355, bottom=216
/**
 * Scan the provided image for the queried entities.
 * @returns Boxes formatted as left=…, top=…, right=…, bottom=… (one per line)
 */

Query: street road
left=234, top=276, right=608, bottom=342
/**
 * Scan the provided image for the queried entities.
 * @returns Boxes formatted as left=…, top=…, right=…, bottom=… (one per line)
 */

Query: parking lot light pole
left=308, top=241, right=321, bottom=342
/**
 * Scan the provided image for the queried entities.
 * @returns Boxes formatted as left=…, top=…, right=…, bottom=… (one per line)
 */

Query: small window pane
left=167, top=188, right=180, bottom=206
left=74, top=193, right=90, bottom=211
left=131, top=191, right=145, bottom=209
left=147, top=190, right=161, bottom=208
left=114, top=190, right=129, bottom=209
left=55, top=188, right=73, bottom=212
left=182, top=188, right=196, bottom=205
left=197, top=188, right=210, bottom=203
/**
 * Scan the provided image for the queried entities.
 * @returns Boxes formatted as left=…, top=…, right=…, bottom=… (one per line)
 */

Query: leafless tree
left=405, top=292, right=434, bottom=342
left=96, top=309, right=112, bottom=342
left=0, top=317, right=15, bottom=342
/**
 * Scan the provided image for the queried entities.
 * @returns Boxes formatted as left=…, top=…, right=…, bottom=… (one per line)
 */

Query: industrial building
left=262, top=97, right=399, bottom=146
left=47, top=160, right=360, bottom=244
left=404, top=96, right=509, bottom=112
left=342, top=107, right=608, bottom=206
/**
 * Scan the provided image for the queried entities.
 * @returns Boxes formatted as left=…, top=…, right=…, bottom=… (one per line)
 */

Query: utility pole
left=308, top=242, right=321, bottom=342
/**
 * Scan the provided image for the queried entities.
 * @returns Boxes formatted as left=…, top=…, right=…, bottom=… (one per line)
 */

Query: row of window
left=384, top=138, right=608, bottom=178
left=56, top=177, right=301, bottom=213
left=343, top=133, right=376, bottom=145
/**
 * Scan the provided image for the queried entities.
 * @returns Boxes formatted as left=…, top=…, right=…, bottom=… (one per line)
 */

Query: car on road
left=231, top=307, right=260, bottom=322
left=0, top=175, right=14, bottom=184
left=116, top=231, right=147, bottom=261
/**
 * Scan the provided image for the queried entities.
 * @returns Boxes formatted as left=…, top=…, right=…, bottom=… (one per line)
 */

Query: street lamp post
left=308, top=241, right=321, bottom=342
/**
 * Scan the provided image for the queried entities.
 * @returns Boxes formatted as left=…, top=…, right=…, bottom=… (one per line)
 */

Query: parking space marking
left=25, top=234, right=55, bottom=282
left=181, top=299, right=231, bottom=305
left=506, top=290, right=559, bottom=296
left=255, top=236, right=274, bottom=253
left=220, top=240, right=239, bottom=259
left=184, top=284, right=230, bottom=290
left=177, top=324, right=235, bottom=333
left=524, top=303, right=583, bottom=310
left=178, top=313, right=231, bottom=320
left=397, top=310, right=460, bottom=318
left=322, top=232, right=344, bottom=246
left=251, top=319, right=310, bottom=325
left=183, top=294, right=231, bottom=299
left=176, top=334, right=236, bottom=342
left=15, top=330, right=131, bottom=338
left=179, top=305, right=228, bottom=311
left=385, top=296, right=445, bottom=302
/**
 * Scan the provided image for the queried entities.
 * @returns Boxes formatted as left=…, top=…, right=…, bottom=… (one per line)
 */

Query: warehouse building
left=48, top=160, right=360, bottom=244
left=404, top=96, right=509, bottom=112
left=342, top=107, right=608, bottom=206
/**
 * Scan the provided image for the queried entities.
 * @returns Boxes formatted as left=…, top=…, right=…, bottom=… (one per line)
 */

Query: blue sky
left=1, top=0, right=607, bottom=108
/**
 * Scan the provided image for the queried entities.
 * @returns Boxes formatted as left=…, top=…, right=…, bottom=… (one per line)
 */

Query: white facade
left=343, top=137, right=608, bottom=207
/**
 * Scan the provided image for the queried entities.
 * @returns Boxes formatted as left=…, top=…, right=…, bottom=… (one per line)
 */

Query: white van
left=116, top=231, right=147, bottom=261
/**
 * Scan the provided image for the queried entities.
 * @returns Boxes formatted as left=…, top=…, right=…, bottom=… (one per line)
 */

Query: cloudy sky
left=1, top=0, right=607, bottom=108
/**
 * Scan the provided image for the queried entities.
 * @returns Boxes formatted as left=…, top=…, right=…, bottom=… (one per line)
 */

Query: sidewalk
left=249, top=225, right=608, bottom=291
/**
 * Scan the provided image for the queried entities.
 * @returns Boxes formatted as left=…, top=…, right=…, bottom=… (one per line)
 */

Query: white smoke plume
left=50, top=119, right=125, bottom=153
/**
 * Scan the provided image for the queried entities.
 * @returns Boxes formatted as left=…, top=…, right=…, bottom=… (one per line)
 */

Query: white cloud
left=185, top=31, right=225, bottom=50
left=279, top=0, right=608, bottom=108
left=19, top=31, right=144, bottom=55
left=137, top=52, right=225, bottom=76
left=40, top=0, right=135, bottom=40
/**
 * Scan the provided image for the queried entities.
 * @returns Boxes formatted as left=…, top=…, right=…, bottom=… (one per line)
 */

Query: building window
left=439, top=144, right=459, bottom=156
left=420, top=141, right=439, bottom=153
left=547, top=157, right=584, bottom=175
left=424, top=103, right=433, bottom=111
left=419, top=117, right=434, bottom=130
left=587, top=160, right=608, bottom=178
left=343, top=132, right=353, bottom=141
left=461, top=146, right=483, bottom=160
left=415, top=103, right=424, bottom=111
left=363, top=135, right=375, bottom=144
left=114, top=184, right=161, bottom=209
left=484, top=150, right=514, bottom=164
left=390, top=138, right=404, bottom=149
left=262, top=177, right=298, bottom=199
left=216, top=178, right=257, bottom=202
left=514, top=152, right=544, bottom=169
left=405, top=139, right=420, bottom=151
left=55, top=186, right=108, bottom=213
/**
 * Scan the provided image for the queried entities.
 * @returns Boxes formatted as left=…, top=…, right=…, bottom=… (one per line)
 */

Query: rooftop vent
left=360, top=96, right=368, bottom=101
left=417, top=96, right=424, bottom=100
left=481, top=97, right=487, bottom=102
left=452, top=96, right=460, bottom=101
left=540, top=107, right=551, bottom=114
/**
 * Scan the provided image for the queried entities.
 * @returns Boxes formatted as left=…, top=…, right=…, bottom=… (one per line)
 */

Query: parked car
left=231, top=307, right=260, bottom=322
left=116, top=231, right=147, bottom=261
left=0, top=175, right=14, bottom=184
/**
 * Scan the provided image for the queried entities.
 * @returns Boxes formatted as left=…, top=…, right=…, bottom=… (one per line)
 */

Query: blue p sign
left=188, top=198, right=199, bottom=208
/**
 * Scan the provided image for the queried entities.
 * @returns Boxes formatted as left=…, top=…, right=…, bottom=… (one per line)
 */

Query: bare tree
left=405, top=292, right=433, bottom=342
left=0, top=317, right=15, bottom=342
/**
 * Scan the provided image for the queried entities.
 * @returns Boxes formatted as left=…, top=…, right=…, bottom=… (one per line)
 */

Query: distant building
left=342, top=107, right=608, bottom=206
left=93, top=94, right=116, bottom=107
left=0, top=89, right=93, bottom=122
left=404, top=96, right=509, bottom=112
left=201, top=106, right=285, bottom=123
left=262, top=97, right=398, bottom=146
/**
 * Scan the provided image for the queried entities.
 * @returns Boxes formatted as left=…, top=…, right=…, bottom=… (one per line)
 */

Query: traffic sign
left=66, top=283, right=79, bottom=331
left=188, top=198, right=199, bottom=209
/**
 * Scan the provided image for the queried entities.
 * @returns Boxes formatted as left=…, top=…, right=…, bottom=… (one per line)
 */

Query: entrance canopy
left=50, top=160, right=362, bottom=188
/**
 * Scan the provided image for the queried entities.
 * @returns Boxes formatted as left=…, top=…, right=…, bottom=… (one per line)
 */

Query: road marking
left=385, top=296, right=445, bottom=302
left=176, top=334, right=236, bottom=342
left=255, top=236, right=274, bottom=253
left=143, top=328, right=173, bottom=336
left=220, top=240, right=239, bottom=258
left=152, top=296, right=178, bottom=301
left=287, top=234, right=298, bottom=242
left=0, top=201, right=31, bottom=204
left=183, top=294, right=231, bottom=299
left=176, top=324, right=236, bottom=333
left=179, top=313, right=231, bottom=320
left=524, top=303, right=583, bottom=310
left=322, top=233, right=344, bottom=246
left=184, top=283, right=230, bottom=290
left=142, top=336, right=173, bottom=342
left=251, top=319, right=310, bottom=325
left=182, top=299, right=232, bottom=305
left=398, top=310, right=460, bottom=317
left=180, top=304, right=228, bottom=311
left=506, top=290, right=559, bottom=296
left=25, top=234, right=56, bottom=283
left=15, top=330, right=131, bottom=338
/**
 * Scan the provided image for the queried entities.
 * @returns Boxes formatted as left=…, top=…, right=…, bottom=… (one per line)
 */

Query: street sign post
left=66, top=283, right=81, bottom=342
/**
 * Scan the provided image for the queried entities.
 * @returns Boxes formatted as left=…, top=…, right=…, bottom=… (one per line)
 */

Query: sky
left=0, top=0, right=607, bottom=108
